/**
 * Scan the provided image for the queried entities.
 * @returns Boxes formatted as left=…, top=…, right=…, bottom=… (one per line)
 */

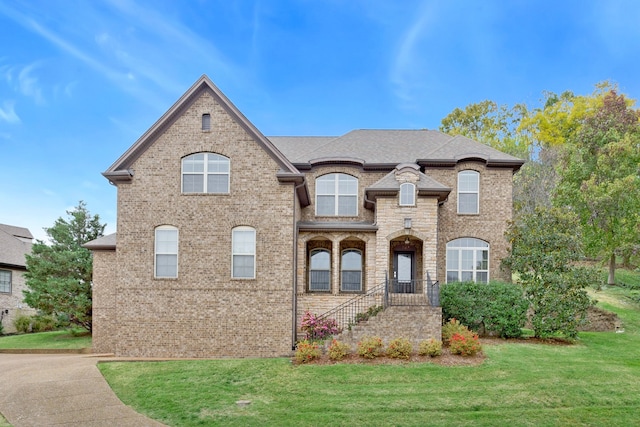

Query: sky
left=1, top=0, right=640, bottom=242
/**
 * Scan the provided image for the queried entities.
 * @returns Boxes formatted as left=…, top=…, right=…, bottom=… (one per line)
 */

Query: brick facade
left=91, top=75, right=522, bottom=358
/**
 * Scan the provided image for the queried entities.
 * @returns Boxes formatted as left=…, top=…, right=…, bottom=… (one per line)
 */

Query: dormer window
left=182, top=153, right=230, bottom=194
left=316, top=173, right=358, bottom=216
left=399, top=183, right=415, bottom=206
left=202, top=114, right=211, bottom=131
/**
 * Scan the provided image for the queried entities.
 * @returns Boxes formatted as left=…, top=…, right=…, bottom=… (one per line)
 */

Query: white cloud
left=17, top=63, right=45, bottom=104
left=0, top=101, right=20, bottom=123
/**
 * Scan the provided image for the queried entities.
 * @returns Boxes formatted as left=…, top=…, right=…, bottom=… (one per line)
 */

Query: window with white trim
left=182, top=153, right=229, bottom=194
left=155, top=226, right=178, bottom=278
left=232, top=226, right=256, bottom=279
left=316, top=173, right=358, bottom=216
left=458, top=170, right=479, bottom=214
left=341, top=249, right=363, bottom=292
left=446, top=238, right=489, bottom=283
left=0, top=270, right=11, bottom=293
left=309, top=249, right=331, bottom=291
left=399, top=182, right=415, bottom=206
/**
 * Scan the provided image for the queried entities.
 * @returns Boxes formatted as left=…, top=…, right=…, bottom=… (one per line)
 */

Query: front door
left=393, top=251, right=415, bottom=293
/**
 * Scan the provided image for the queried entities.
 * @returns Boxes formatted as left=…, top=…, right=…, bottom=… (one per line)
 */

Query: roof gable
left=0, top=224, right=32, bottom=268
left=103, top=75, right=300, bottom=184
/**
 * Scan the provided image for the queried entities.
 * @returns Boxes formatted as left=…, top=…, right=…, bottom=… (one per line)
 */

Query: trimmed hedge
left=441, top=281, right=528, bottom=338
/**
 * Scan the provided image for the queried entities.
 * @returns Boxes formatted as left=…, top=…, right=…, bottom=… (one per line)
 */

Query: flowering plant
left=357, top=336, right=384, bottom=359
left=449, top=331, right=482, bottom=356
left=294, top=340, right=321, bottom=363
left=442, top=318, right=470, bottom=346
left=387, top=337, right=412, bottom=359
left=418, top=338, right=442, bottom=357
left=328, top=339, right=350, bottom=361
left=300, top=311, right=342, bottom=341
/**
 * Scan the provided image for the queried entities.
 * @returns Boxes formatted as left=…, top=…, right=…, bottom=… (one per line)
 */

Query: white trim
left=315, top=173, right=358, bottom=216
left=445, top=237, right=489, bottom=283
left=0, top=269, right=11, bottom=294
left=154, top=225, right=178, bottom=278
left=457, top=170, right=479, bottom=214
left=232, top=226, right=256, bottom=279
left=399, top=182, right=416, bottom=206
left=181, top=152, right=230, bottom=194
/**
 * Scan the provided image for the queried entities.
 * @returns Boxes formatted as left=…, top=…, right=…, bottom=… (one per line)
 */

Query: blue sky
left=1, top=0, right=640, bottom=241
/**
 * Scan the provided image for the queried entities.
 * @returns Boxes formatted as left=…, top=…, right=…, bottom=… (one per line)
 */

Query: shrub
left=13, top=315, right=32, bottom=334
left=328, top=339, right=350, bottom=360
left=449, top=330, right=482, bottom=356
left=31, top=315, right=56, bottom=332
left=442, top=318, right=468, bottom=345
left=294, top=340, right=321, bottom=363
left=441, top=281, right=528, bottom=338
left=418, top=338, right=442, bottom=357
left=300, top=311, right=341, bottom=341
left=387, top=337, right=412, bottom=359
left=357, top=336, right=384, bottom=359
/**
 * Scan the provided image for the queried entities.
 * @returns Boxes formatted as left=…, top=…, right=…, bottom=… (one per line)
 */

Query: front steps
left=332, top=305, right=442, bottom=350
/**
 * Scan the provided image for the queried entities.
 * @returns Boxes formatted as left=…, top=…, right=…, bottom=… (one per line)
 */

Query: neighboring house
left=0, top=224, right=35, bottom=333
left=86, top=75, right=524, bottom=358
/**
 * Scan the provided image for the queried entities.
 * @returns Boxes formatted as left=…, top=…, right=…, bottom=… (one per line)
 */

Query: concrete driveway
left=0, top=353, right=165, bottom=427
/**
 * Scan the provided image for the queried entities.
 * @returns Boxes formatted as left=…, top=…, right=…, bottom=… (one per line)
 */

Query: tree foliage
left=503, top=207, right=597, bottom=339
left=24, top=201, right=105, bottom=331
left=555, top=91, right=640, bottom=284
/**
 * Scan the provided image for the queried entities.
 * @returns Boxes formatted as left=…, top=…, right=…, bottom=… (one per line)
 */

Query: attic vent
left=202, top=113, right=211, bottom=131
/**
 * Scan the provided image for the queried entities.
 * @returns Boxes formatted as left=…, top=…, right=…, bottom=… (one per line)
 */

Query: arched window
left=232, top=226, right=256, bottom=279
left=446, top=238, right=489, bottom=283
left=341, top=249, right=362, bottom=292
left=399, top=182, right=415, bottom=206
left=309, top=249, right=331, bottom=291
left=316, top=173, right=358, bottom=216
left=155, top=225, right=178, bottom=278
left=182, top=153, right=229, bottom=194
left=458, top=170, right=479, bottom=214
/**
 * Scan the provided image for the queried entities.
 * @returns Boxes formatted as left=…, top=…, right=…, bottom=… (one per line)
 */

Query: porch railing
left=317, top=283, right=386, bottom=331
left=315, top=272, right=441, bottom=332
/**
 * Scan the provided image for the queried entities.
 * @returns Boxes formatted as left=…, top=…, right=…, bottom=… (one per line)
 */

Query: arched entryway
left=389, top=235, right=423, bottom=293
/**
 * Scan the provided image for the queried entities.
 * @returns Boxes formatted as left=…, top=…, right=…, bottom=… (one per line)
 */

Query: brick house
left=86, top=75, right=524, bottom=358
left=0, top=224, right=35, bottom=333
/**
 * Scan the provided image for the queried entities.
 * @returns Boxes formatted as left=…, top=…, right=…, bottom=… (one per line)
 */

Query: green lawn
left=99, top=277, right=640, bottom=427
left=0, top=329, right=91, bottom=350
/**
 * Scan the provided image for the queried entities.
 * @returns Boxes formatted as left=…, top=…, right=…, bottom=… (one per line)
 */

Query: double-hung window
left=182, top=153, right=230, bottom=194
left=316, top=173, right=358, bottom=216
left=399, top=183, right=415, bottom=206
left=155, top=226, right=178, bottom=278
left=309, top=249, right=330, bottom=291
left=446, top=238, right=489, bottom=283
left=341, top=249, right=362, bottom=292
left=0, top=270, right=11, bottom=293
left=232, top=226, right=256, bottom=279
left=458, top=170, right=479, bottom=214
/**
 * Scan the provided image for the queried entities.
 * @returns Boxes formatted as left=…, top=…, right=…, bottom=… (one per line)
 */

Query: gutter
left=291, top=177, right=307, bottom=350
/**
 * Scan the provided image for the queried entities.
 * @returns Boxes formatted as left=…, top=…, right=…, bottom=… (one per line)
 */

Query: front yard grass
left=99, top=281, right=640, bottom=427
left=0, top=329, right=91, bottom=350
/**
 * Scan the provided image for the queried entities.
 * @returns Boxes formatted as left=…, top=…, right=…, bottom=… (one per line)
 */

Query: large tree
left=554, top=91, right=640, bottom=285
left=24, top=201, right=105, bottom=331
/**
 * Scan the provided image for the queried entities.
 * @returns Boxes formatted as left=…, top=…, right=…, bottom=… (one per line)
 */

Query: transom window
left=341, top=249, right=362, bottom=292
left=0, top=270, right=11, bottom=293
left=458, top=170, right=479, bottom=214
left=399, top=183, right=416, bottom=206
left=155, top=226, right=178, bottom=278
left=446, top=238, right=489, bottom=283
left=309, top=249, right=331, bottom=291
left=182, top=153, right=229, bottom=194
left=232, top=226, right=256, bottom=279
left=316, top=173, right=358, bottom=216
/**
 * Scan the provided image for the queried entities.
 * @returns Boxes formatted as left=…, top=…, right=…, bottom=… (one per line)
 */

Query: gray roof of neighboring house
left=0, top=224, right=33, bottom=269
left=83, top=233, right=116, bottom=250
left=268, top=129, right=525, bottom=169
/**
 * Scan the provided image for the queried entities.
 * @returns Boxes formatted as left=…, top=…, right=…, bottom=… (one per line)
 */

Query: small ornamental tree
left=24, top=201, right=105, bottom=331
left=300, top=311, right=341, bottom=341
left=503, top=207, right=597, bottom=339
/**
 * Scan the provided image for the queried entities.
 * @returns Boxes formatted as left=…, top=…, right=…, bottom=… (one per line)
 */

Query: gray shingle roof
left=83, top=233, right=116, bottom=250
left=268, top=129, right=524, bottom=168
left=0, top=224, right=32, bottom=268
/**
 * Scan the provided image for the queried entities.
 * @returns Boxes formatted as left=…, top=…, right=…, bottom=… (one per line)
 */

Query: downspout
left=292, top=177, right=306, bottom=350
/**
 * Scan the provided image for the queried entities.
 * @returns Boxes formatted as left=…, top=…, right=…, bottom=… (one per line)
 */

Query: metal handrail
left=317, top=282, right=386, bottom=331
